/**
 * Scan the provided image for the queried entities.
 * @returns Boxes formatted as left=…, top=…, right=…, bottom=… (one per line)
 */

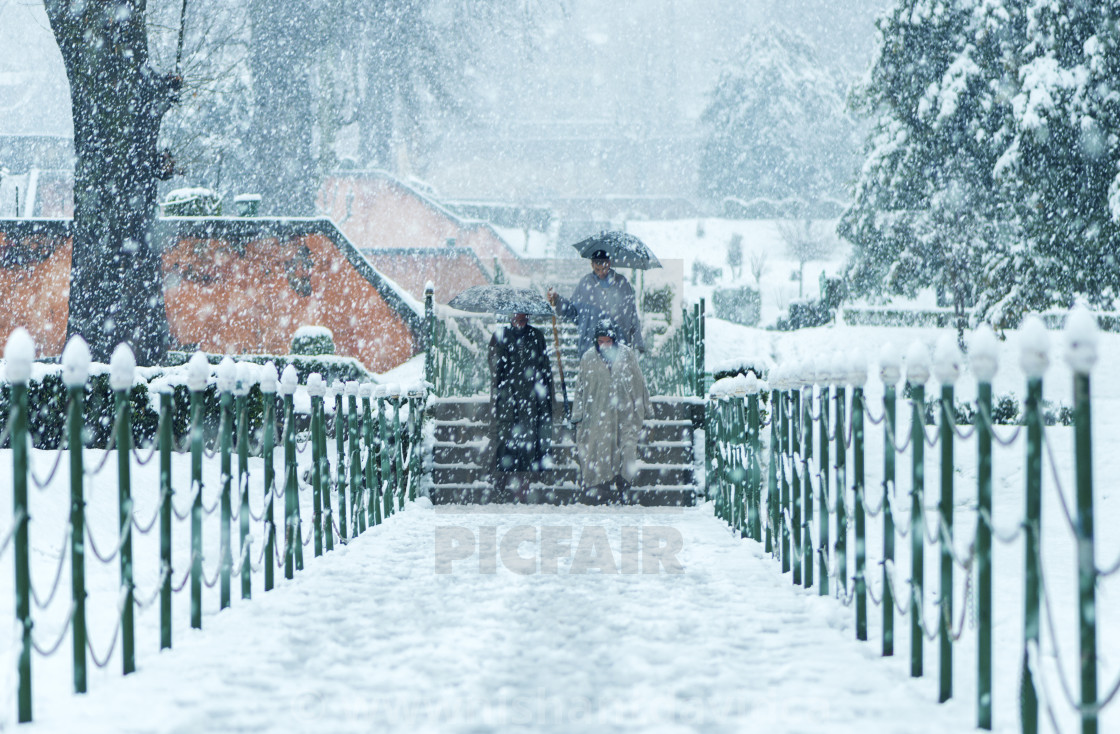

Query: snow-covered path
left=23, top=501, right=974, bottom=733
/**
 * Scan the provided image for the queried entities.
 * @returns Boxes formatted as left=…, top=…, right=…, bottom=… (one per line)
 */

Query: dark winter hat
left=590, top=249, right=610, bottom=261
left=594, top=318, right=618, bottom=340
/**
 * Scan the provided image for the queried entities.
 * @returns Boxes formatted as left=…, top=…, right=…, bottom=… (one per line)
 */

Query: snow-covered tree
left=699, top=23, right=856, bottom=213
left=844, top=0, right=1120, bottom=325
left=991, top=0, right=1120, bottom=317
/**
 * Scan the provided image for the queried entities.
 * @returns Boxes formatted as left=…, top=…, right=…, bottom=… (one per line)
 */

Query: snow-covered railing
left=707, top=309, right=1111, bottom=734
left=424, top=284, right=490, bottom=397
left=0, top=329, right=427, bottom=724
left=642, top=300, right=706, bottom=397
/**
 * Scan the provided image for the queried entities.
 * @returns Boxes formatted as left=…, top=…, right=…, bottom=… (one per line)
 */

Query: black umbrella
left=570, top=231, right=662, bottom=269
left=447, top=285, right=553, bottom=315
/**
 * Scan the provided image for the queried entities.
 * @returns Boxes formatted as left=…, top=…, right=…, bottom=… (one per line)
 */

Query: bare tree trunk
left=46, top=0, right=179, bottom=365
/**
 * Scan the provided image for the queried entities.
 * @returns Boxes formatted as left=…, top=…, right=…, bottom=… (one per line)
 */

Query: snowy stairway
left=426, top=396, right=702, bottom=506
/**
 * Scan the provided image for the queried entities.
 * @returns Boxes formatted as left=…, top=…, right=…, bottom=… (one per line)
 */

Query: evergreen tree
left=699, top=23, right=856, bottom=213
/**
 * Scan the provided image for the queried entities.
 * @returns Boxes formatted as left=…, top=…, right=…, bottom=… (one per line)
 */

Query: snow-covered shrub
left=291, top=325, right=335, bottom=356
left=161, top=187, right=221, bottom=217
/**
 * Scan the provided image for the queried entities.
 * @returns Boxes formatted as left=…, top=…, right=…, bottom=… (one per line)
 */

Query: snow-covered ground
left=4, top=500, right=977, bottom=733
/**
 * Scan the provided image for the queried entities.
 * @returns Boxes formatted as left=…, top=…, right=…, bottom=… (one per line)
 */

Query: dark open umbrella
left=447, top=284, right=553, bottom=316
left=570, top=231, right=662, bottom=269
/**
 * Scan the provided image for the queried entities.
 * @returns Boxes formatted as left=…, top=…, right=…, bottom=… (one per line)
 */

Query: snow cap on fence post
left=967, top=324, right=999, bottom=383
left=1064, top=306, right=1099, bottom=375
left=259, top=361, right=278, bottom=394
left=234, top=362, right=253, bottom=397
left=109, top=343, right=136, bottom=392
left=386, top=382, right=401, bottom=398
left=61, top=334, right=91, bottom=388
left=375, top=385, right=388, bottom=399
left=905, top=341, right=931, bottom=386
left=933, top=333, right=961, bottom=385
left=331, top=379, right=344, bottom=399
left=4, top=327, right=35, bottom=384
left=279, top=364, right=299, bottom=396
left=847, top=350, right=868, bottom=387
left=187, top=351, right=210, bottom=392
left=305, top=372, right=325, bottom=398
left=359, top=382, right=373, bottom=399
left=879, top=342, right=901, bottom=386
left=743, top=371, right=760, bottom=395
left=216, top=356, right=237, bottom=394
left=1018, top=316, right=1050, bottom=380
left=345, top=380, right=360, bottom=398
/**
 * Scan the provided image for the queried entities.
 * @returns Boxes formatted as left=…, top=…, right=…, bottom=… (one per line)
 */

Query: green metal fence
left=708, top=310, right=1113, bottom=734
left=643, top=300, right=705, bottom=398
left=1, top=327, right=426, bottom=724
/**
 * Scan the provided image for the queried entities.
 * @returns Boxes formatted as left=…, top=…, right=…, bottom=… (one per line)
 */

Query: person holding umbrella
left=488, top=312, right=554, bottom=499
left=547, top=248, right=646, bottom=358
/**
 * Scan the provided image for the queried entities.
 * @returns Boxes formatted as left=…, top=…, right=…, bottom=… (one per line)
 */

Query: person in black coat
left=489, top=313, right=554, bottom=493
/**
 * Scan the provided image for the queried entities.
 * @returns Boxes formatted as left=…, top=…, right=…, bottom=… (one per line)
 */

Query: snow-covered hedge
left=291, top=325, right=335, bottom=356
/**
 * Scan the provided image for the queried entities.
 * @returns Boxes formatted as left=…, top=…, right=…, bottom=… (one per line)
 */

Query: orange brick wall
left=0, top=231, right=71, bottom=354
left=162, top=231, right=415, bottom=372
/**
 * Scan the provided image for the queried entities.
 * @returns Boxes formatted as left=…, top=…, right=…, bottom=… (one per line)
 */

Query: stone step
left=429, top=397, right=702, bottom=424
left=432, top=441, right=692, bottom=466
left=431, top=419, right=695, bottom=444
left=431, top=465, right=693, bottom=487
left=428, top=484, right=697, bottom=507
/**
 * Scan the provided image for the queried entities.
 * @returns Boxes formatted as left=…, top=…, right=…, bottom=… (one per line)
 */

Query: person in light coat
left=570, top=319, right=650, bottom=502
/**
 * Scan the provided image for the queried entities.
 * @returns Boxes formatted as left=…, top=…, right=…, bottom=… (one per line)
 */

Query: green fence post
left=307, top=374, right=325, bottom=556
left=791, top=368, right=802, bottom=585
left=818, top=375, right=830, bottom=597
left=969, top=326, right=998, bottom=729
left=333, top=380, right=348, bottom=541
left=424, top=283, right=436, bottom=389
left=235, top=364, right=251, bottom=600
left=707, top=397, right=719, bottom=507
left=850, top=353, right=868, bottom=641
left=734, top=393, right=749, bottom=536
left=362, top=384, right=378, bottom=526
left=778, top=368, right=790, bottom=573
left=259, top=364, right=278, bottom=591
left=187, top=352, right=208, bottom=628
left=1020, top=317, right=1047, bottom=734
left=906, top=341, right=931, bottom=678
left=800, top=376, right=813, bottom=588
left=7, top=328, right=34, bottom=722
left=347, top=382, right=363, bottom=536
left=378, top=387, right=393, bottom=519
left=61, top=336, right=89, bottom=690
left=408, top=386, right=426, bottom=502
left=157, top=384, right=173, bottom=649
left=835, top=358, right=848, bottom=597
left=391, top=385, right=406, bottom=510
left=110, top=344, right=137, bottom=675
left=746, top=376, right=762, bottom=541
left=879, top=344, right=901, bottom=658
left=280, top=365, right=299, bottom=578
left=1065, top=308, right=1099, bottom=734
left=216, top=357, right=235, bottom=610
left=319, top=380, right=334, bottom=552
left=933, top=335, right=961, bottom=701
left=767, top=380, right=779, bottom=557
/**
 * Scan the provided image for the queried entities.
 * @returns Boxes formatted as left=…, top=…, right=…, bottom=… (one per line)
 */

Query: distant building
left=318, top=170, right=525, bottom=298
left=0, top=218, right=424, bottom=371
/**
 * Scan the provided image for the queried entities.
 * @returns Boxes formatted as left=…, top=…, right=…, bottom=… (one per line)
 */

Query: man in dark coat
left=547, top=250, right=645, bottom=358
left=489, top=312, right=554, bottom=497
